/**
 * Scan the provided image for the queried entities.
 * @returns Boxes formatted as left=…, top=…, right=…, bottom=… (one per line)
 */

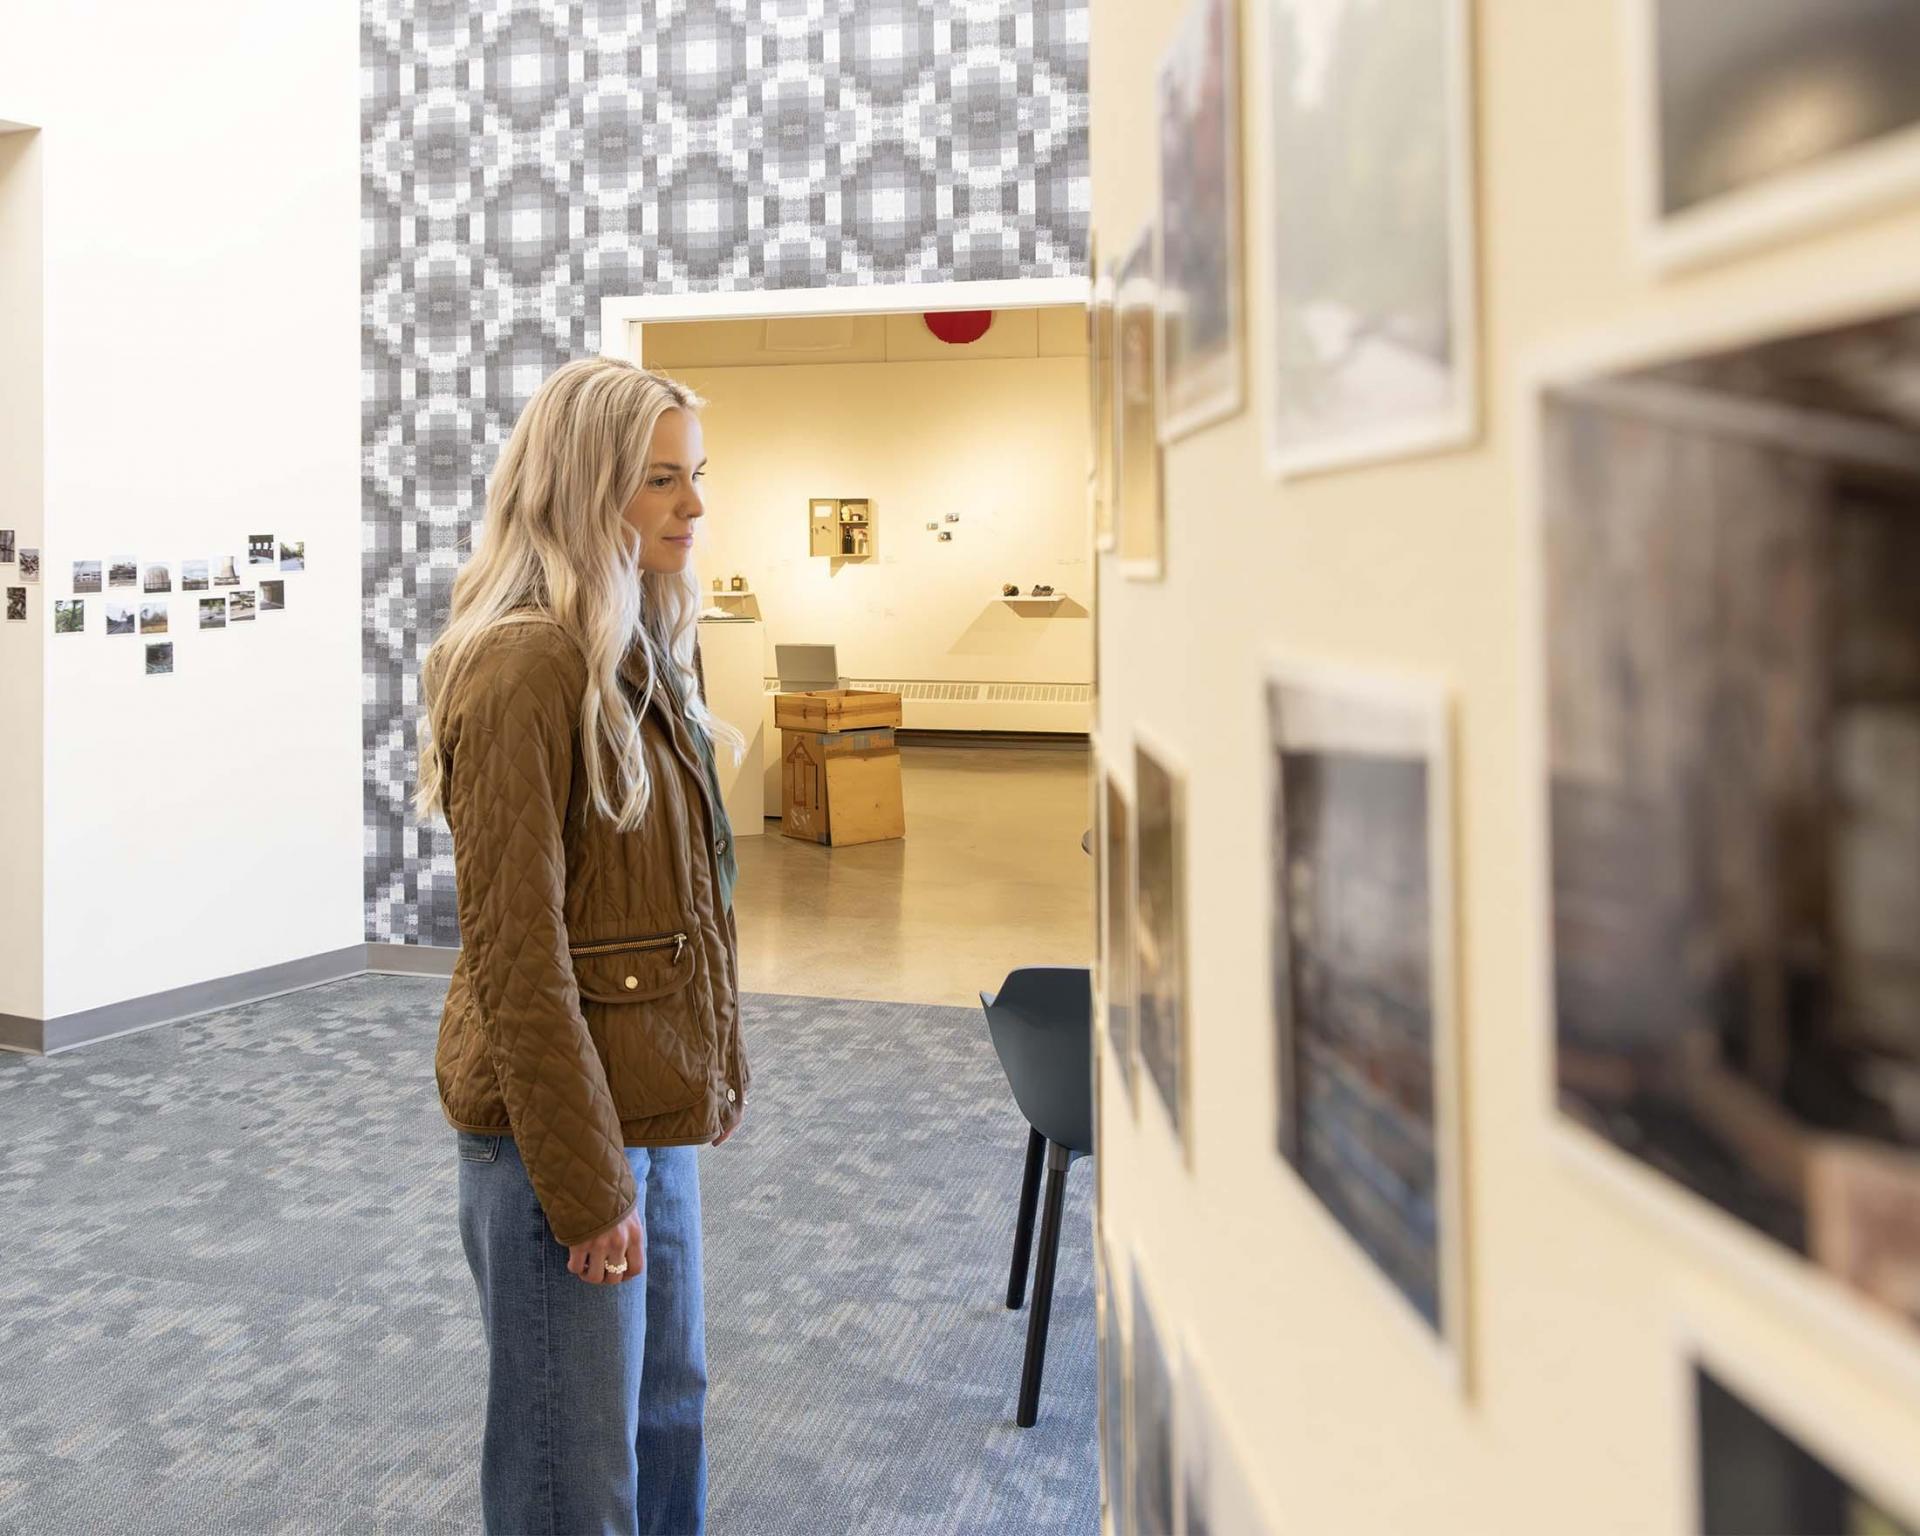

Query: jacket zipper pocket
left=569, top=932, right=688, bottom=963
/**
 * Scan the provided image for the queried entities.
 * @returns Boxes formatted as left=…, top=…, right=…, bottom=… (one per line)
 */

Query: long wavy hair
left=413, top=356, right=744, bottom=834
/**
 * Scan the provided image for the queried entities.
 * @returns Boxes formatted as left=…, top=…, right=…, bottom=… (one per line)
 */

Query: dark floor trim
left=1, top=944, right=372, bottom=1056
left=897, top=729, right=1089, bottom=751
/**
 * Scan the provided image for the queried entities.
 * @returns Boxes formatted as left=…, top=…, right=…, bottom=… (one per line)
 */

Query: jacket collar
left=617, top=635, right=721, bottom=831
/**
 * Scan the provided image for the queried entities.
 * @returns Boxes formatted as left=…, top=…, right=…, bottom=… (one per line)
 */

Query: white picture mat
left=1513, top=264, right=1920, bottom=1404
left=1156, top=0, right=1246, bottom=444
left=1131, top=720, right=1191, bottom=1170
left=1265, top=653, right=1468, bottom=1391
left=1260, top=0, right=1479, bottom=480
left=1625, top=0, right=1920, bottom=272
left=1114, top=225, right=1166, bottom=581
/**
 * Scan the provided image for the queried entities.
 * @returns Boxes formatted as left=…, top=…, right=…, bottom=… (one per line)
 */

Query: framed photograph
left=213, top=555, right=239, bottom=587
left=0, top=529, right=12, bottom=561
left=1114, top=225, right=1166, bottom=582
left=182, top=559, right=209, bottom=592
left=1096, top=1240, right=1129, bottom=1535
left=260, top=580, right=285, bottom=612
left=52, top=599, right=84, bottom=634
left=145, top=641, right=173, bottom=675
left=18, top=548, right=38, bottom=583
left=1682, top=1325, right=1920, bottom=1536
left=198, top=597, right=226, bottom=630
left=248, top=533, right=275, bottom=566
left=73, top=560, right=102, bottom=594
left=108, top=558, right=137, bottom=588
left=230, top=590, right=256, bottom=622
left=1128, top=1257, right=1175, bottom=1536
left=1102, top=765, right=1138, bottom=1115
left=1631, top=0, right=1920, bottom=271
left=138, top=602, right=167, bottom=635
left=1134, top=732, right=1190, bottom=1161
left=1265, top=0, right=1478, bottom=478
left=5, top=588, right=24, bottom=623
left=1090, top=250, right=1120, bottom=554
left=142, top=562, right=171, bottom=594
left=1268, top=657, right=1465, bottom=1378
left=1535, top=300, right=1920, bottom=1363
left=105, top=603, right=134, bottom=636
left=1177, top=1338, right=1272, bottom=1536
left=1157, top=0, right=1244, bottom=443
left=279, top=539, right=305, bottom=572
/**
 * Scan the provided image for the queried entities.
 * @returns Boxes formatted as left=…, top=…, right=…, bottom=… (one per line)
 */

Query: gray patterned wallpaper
left=361, top=0, right=1090, bottom=945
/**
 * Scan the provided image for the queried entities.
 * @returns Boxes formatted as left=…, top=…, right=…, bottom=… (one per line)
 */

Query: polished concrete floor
left=733, top=739, right=1095, bottom=1008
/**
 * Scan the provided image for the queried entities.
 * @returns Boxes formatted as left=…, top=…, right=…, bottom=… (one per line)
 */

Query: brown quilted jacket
left=432, top=614, right=749, bottom=1246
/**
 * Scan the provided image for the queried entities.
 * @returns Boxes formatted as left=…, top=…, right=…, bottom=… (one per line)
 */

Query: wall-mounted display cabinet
left=810, top=497, right=874, bottom=558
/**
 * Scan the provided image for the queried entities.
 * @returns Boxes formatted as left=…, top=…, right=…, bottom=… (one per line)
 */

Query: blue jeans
left=455, top=1130, right=709, bottom=1536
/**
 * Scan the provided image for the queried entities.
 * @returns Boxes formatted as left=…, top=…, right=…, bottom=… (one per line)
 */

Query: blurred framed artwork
left=1113, top=225, right=1166, bottom=581
left=1157, top=0, right=1244, bottom=443
left=1631, top=0, right=1920, bottom=271
left=1090, top=238, right=1120, bottom=553
left=1263, top=0, right=1478, bottom=478
left=1103, top=764, right=1138, bottom=1116
left=1267, top=657, right=1466, bottom=1382
left=1134, top=730, right=1190, bottom=1165
left=1129, top=1257, right=1176, bottom=1536
left=1535, top=300, right=1920, bottom=1371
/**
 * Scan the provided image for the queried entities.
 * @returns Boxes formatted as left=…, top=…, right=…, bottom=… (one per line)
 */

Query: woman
left=414, top=357, right=750, bottom=1535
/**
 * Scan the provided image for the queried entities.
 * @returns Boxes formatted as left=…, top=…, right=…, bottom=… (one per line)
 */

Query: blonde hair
left=413, top=356, right=744, bottom=834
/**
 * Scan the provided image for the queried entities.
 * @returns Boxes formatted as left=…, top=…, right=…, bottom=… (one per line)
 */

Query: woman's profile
left=414, top=356, right=750, bottom=1535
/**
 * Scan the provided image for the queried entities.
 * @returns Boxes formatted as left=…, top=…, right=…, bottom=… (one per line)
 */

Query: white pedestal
left=696, top=617, right=765, bottom=838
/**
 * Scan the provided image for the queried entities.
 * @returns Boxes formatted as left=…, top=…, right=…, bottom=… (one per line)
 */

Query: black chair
left=979, top=965, right=1093, bottom=1428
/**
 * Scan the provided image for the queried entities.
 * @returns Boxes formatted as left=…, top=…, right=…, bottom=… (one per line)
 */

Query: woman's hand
left=566, top=1206, right=644, bottom=1285
left=712, top=1097, right=746, bottom=1146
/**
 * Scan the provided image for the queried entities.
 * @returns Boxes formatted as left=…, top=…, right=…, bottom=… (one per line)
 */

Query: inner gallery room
left=3, top=2, right=1920, bottom=1533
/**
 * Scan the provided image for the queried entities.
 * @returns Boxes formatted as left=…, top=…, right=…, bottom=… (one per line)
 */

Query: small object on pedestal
left=730, top=575, right=746, bottom=591
left=1003, top=583, right=1020, bottom=597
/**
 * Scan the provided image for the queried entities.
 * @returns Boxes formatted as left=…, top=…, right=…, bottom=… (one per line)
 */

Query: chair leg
left=1006, top=1126, right=1045, bottom=1310
left=1016, top=1141, right=1071, bottom=1428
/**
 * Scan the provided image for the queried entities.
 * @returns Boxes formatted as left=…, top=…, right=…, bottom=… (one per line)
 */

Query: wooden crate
left=780, top=726, right=905, bottom=847
left=774, top=688, right=903, bottom=735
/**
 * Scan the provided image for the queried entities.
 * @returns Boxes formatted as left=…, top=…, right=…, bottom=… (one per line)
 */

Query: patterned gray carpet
left=0, top=976, right=1096, bottom=1535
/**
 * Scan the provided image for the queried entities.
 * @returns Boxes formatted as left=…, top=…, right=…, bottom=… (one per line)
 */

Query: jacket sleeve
left=447, top=634, right=637, bottom=1246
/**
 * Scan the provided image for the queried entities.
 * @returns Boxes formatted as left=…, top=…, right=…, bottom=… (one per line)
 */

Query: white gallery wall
left=646, top=312, right=1094, bottom=720
left=0, top=2, right=361, bottom=1028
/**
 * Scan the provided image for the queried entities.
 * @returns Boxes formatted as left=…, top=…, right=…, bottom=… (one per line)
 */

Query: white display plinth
left=695, top=617, right=765, bottom=838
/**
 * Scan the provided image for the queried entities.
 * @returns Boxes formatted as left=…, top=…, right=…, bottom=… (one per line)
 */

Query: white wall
left=0, top=2, right=361, bottom=1023
left=0, top=125, right=45, bottom=1021
left=661, top=347, right=1094, bottom=699
left=1092, top=1, right=1920, bottom=1533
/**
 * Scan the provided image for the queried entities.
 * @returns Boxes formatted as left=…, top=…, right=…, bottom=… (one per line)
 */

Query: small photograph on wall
left=142, top=562, right=171, bottom=594
left=5, top=588, right=24, bottom=622
left=1178, top=1342, right=1273, bottom=1536
left=198, top=598, right=226, bottom=630
left=1266, top=0, right=1477, bottom=478
left=1157, top=0, right=1243, bottom=443
left=248, top=533, right=275, bottom=566
left=139, top=602, right=167, bottom=635
left=280, top=539, right=304, bottom=572
left=0, top=529, right=12, bottom=561
left=1129, top=1260, right=1176, bottom=1536
left=1134, top=736, right=1189, bottom=1155
left=145, top=642, right=173, bottom=676
left=1268, top=659, right=1463, bottom=1364
left=213, top=555, right=239, bottom=587
left=53, top=599, right=84, bottom=634
left=1695, top=1361, right=1918, bottom=1535
left=73, top=561, right=102, bottom=594
left=108, top=558, right=137, bottom=588
left=1089, top=252, right=1119, bottom=554
left=1542, top=306, right=1920, bottom=1347
left=18, top=549, right=38, bottom=583
left=1114, top=225, right=1166, bottom=582
left=260, top=580, right=285, bottom=611
left=1643, top=0, right=1920, bottom=267
left=105, top=604, right=134, bottom=636
left=229, top=590, right=256, bottom=622
left=1103, top=769, right=1137, bottom=1111
left=1095, top=1243, right=1127, bottom=1529
left=182, top=559, right=209, bottom=592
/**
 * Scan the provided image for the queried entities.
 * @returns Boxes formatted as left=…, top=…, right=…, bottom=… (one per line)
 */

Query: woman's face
left=621, top=407, right=707, bottom=576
